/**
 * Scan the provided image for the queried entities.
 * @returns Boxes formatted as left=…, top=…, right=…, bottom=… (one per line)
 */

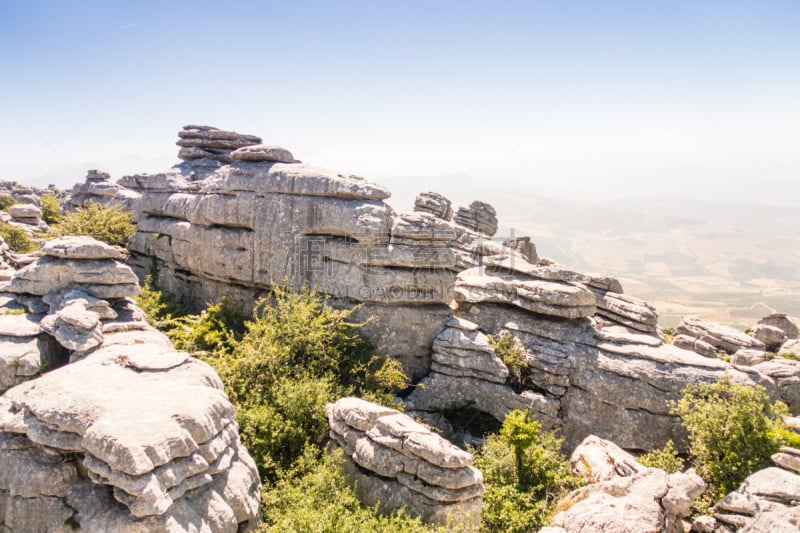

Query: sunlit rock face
left=0, top=236, right=260, bottom=532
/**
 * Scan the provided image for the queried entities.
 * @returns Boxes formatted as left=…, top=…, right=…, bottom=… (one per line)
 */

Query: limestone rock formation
left=327, top=397, right=483, bottom=529
left=759, top=313, right=799, bottom=340
left=454, top=201, right=498, bottom=237
left=127, top=127, right=455, bottom=380
left=0, top=235, right=260, bottom=531
left=549, top=435, right=705, bottom=533
left=697, top=446, right=800, bottom=532
left=6, top=202, right=48, bottom=233
left=677, top=316, right=766, bottom=356
left=177, top=125, right=262, bottom=164
left=409, top=256, right=773, bottom=451
left=503, top=235, right=538, bottom=264
left=414, top=191, right=454, bottom=221
left=67, top=169, right=141, bottom=213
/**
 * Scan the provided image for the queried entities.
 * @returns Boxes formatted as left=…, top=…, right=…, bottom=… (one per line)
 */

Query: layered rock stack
left=0, top=236, right=260, bottom=531
left=546, top=435, right=705, bottom=533
left=454, top=200, right=498, bottom=237
left=5, top=202, right=47, bottom=233
left=67, top=169, right=141, bottom=213
left=408, top=256, right=768, bottom=451
left=693, top=446, right=800, bottom=531
left=177, top=125, right=262, bottom=164
left=414, top=191, right=454, bottom=221
left=327, top=397, right=484, bottom=529
left=127, top=126, right=461, bottom=380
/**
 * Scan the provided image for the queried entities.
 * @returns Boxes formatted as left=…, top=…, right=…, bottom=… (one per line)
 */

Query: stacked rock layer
left=0, top=236, right=260, bottom=531
left=327, top=397, right=484, bottom=530
left=67, top=169, right=142, bottom=214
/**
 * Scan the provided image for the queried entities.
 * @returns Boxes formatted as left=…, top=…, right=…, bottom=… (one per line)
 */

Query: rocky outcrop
left=0, top=236, right=260, bottom=531
left=125, top=126, right=462, bottom=380
left=6, top=202, right=48, bottom=234
left=409, top=254, right=774, bottom=451
left=177, top=125, right=262, bottom=164
left=694, top=446, right=800, bottom=532
left=677, top=316, right=765, bottom=356
left=503, top=235, right=538, bottom=264
left=414, top=191, right=454, bottom=221
left=550, top=436, right=705, bottom=533
left=454, top=201, right=498, bottom=237
left=67, top=169, right=141, bottom=213
left=327, top=397, right=483, bottom=529
left=759, top=313, right=799, bottom=340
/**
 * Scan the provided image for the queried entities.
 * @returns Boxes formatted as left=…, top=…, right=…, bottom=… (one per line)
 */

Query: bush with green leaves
left=198, top=284, right=407, bottom=483
left=474, top=410, right=582, bottom=532
left=638, top=439, right=685, bottom=473
left=0, top=222, right=36, bottom=252
left=673, top=375, right=792, bottom=504
left=49, top=201, right=135, bottom=246
left=39, top=194, right=61, bottom=225
left=488, top=333, right=529, bottom=391
left=259, top=447, right=440, bottom=532
left=0, top=194, right=17, bottom=211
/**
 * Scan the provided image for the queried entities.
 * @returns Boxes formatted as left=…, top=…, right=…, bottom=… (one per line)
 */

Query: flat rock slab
left=230, top=144, right=297, bottom=163
left=42, top=236, right=124, bottom=260
left=0, top=313, right=41, bottom=337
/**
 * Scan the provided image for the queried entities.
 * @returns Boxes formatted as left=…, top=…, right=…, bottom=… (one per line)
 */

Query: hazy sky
left=1, top=1, right=798, bottom=202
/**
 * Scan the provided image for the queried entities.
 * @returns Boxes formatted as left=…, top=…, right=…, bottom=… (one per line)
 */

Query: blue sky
left=1, top=0, right=798, bottom=203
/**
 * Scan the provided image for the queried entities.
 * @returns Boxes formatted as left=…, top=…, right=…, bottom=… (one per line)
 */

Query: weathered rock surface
left=454, top=201, right=498, bottom=236
left=704, top=446, right=800, bottom=532
left=503, top=235, right=538, bottom=264
left=67, top=169, right=141, bottom=213
left=327, top=397, right=483, bottom=529
left=230, top=144, right=297, bottom=163
left=677, top=316, right=765, bottom=355
left=759, top=313, right=799, bottom=340
left=752, top=324, right=788, bottom=352
left=414, top=191, right=454, bottom=221
left=569, top=434, right=647, bottom=482
left=552, top=436, right=704, bottom=533
left=0, top=236, right=261, bottom=531
left=126, top=127, right=456, bottom=378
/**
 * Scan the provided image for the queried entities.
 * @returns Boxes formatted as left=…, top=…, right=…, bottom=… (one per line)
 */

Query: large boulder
left=327, top=397, right=483, bottom=530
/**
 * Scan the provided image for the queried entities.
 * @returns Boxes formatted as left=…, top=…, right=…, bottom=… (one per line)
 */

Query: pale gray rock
left=503, top=236, right=538, bottom=264
left=551, top=466, right=703, bottom=533
left=430, top=321, right=510, bottom=384
left=752, top=323, right=788, bottom=352
left=178, top=146, right=233, bottom=164
left=590, top=288, right=658, bottom=333
left=390, top=212, right=456, bottom=245
left=759, top=313, right=799, bottom=340
left=569, top=435, right=647, bottom=482
left=327, top=397, right=483, bottom=529
left=5, top=255, right=140, bottom=298
left=454, top=201, right=498, bottom=236
left=42, top=235, right=124, bottom=260
left=731, top=348, right=767, bottom=366
left=7, top=203, right=41, bottom=219
left=0, top=313, right=41, bottom=337
left=67, top=170, right=141, bottom=213
left=414, top=191, right=454, bottom=221
left=780, top=339, right=800, bottom=356
left=677, top=316, right=765, bottom=355
left=751, top=358, right=800, bottom=413
left=230, top=144, right=297, bottom=163
left=673, top=334, right=720, bottom=359
left=455, top=266, right=597, bottom=320
left=205, top=161, right=391, bottom=200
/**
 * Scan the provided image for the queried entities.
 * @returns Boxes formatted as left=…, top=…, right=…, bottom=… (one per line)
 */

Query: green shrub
left=662, top=326, right=676, bottom=344
left=200, top=283, right=407, bottom=483
left=489, top=333, right=529, bottom=391
left=673, top=376, right=788, bottom=504
left=50, top=202, right=135, bottom=246
left=259, top=447, right=440, bottom=532
left=0, top=194, right=17, bottom=211
left=40, top=194, right=61, bottom=225
left=638, top=439, right=685, bottom=473
left=167, top=296, right=246, bottom=354
left=474, top=410, right=582, bottom=532
left=134, top=275, right=185, bottom=328
left=0, top=223, right=36, bottom=253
